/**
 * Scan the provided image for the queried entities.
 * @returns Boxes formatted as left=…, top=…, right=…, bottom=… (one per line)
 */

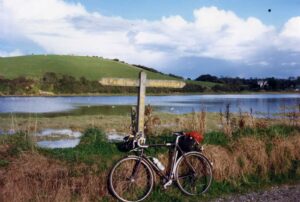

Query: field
left=0, top=55, right=298, bottom=96
left=186, top=80, right=222, bottom=88
left=0, top=108, right=299, bottom=201
left=0, top=55, right=174, bottom=80
left=0, top=124, right=299, bottom=201
left=0, top=111, right=222, bottom=135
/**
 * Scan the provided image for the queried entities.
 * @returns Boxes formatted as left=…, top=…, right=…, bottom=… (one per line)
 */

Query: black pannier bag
left=178, top=135, right=198, bottom=152
left=178, top=131, right=204, bottom=152
left=117, top=136, right=136, bottom=152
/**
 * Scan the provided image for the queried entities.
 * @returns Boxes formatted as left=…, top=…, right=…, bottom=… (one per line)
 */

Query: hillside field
left=0, top=55, right=174, bottom=80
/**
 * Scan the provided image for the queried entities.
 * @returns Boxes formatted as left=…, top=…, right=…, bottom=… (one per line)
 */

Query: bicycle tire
left=109, top=156, right=154, bottom=202
left=175, top=152, right=213, bottom=196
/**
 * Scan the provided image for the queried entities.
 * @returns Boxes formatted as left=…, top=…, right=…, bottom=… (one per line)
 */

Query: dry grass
left=0, top=131, right=300, bottom=201
left=0, top=144, right=10, bottom=157
left=175, top=109, right=207, bottom=135
left=203, top=145, right=240, bottom=181
left=0, top=114, right=132, bottom=134
left=233, top=137, right=268, bottom=176
left=203, top=134, right=300, bottom=181
left=0, top=111, right=222, bottom=137
left=270, top=136, right=299, bottom=175
left=0, top=152, right=107, bottom=202
left=289, top=135, right=300, bottom=159
left=0, top=105, right=299, bottom=201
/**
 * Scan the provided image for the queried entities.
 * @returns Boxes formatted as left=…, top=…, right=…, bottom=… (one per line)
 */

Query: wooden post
left=99, top=71, right=185, bottom=140
left=137, top=72, right=146, bottom=136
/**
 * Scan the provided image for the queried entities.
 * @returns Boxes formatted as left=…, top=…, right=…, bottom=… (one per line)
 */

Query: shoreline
left=0, top=91, right=299, bottom=97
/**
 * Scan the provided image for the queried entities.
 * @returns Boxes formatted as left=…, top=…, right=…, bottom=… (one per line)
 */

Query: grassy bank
left=0, top=55, right=173, bottom=80
left=0, top=55, right=298, bottom=96
left=0, top=124, right=300, bottom=201
left=0, top=111, right=223, bottom=135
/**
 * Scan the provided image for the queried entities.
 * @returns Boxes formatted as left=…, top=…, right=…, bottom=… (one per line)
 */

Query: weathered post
left=137, top=72, right=147, bottom=135
left=99, top=71, right=185, bottom=141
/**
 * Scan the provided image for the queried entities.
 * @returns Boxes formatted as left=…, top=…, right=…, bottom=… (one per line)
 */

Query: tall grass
left=0, top=129, right=119, bottom=201
left=1, top=124, right=300, bottom=201
left=1, top=103, right=300, bottom=201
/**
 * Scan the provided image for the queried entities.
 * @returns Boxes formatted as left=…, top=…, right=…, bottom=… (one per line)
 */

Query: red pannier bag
left=178, top=131, right=204, bottom=152
left=186, top=131, right=204, bottom=143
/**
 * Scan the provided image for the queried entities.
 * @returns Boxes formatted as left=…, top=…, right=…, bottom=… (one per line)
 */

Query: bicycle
left=109, top=132, right=213, bottom=202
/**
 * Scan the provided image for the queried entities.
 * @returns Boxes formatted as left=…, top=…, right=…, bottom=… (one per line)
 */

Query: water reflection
left=0, top=94, right=299, bottom=115
left=37, top=139, right=80, bottom=148
left=36, top=128, right=82, bottom=138
left=34, top=128, right=125, bottom=148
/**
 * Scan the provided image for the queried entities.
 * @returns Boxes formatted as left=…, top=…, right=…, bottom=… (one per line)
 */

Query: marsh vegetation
left=0, top=101, right=299, bottom=201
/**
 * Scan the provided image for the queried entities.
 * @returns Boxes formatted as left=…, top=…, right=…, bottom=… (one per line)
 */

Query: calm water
left=37, top=139, right=81, bottom=149
left=0, top=94, right=299, bottom=115
left=1, top=94, right=299, bottom=148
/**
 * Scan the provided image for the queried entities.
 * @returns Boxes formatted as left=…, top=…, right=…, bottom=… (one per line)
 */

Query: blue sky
left=75, top=0, right=300, bottom=26
left=1, top=0, right=300, bottom=78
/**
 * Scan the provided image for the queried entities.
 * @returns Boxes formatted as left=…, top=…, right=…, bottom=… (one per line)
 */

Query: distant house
left=257, top=80, right=268, bottom=88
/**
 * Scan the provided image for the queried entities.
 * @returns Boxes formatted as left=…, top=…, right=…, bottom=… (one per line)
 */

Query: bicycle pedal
left=163, top=180, right=173, bottom=189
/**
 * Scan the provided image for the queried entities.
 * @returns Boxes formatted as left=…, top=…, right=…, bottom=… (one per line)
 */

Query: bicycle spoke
left=178, top=173, right=195, bottom=179
left=176, top=153, right=212, bottom=195
left=110, top=157, right=154, bottom=202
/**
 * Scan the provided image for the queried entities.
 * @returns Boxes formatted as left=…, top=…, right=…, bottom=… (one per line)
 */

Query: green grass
left=0, top=133, right=34, bottom=156
left=202, top=125, right=300, bottom=147
left=40, top=128, right=122, bottom=170
left=0, top=159, right=9, bottom=167
left=1, top=126, right=300, bottom=201
left=0, top=55, right=174, bottom=80
left=186, top=80, right=222, bottom=88
left=203, top=131, right=230, bottom=146
left=232, top=124, right=300, bottom=140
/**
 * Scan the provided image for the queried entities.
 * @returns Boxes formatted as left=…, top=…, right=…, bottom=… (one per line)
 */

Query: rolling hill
left=0, top=55, right=222, bottom=95
left=0, top=55, right=174, bottom=80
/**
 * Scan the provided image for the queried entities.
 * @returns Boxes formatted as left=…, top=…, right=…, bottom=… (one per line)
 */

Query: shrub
left=203, top=131, right=230, bottom=146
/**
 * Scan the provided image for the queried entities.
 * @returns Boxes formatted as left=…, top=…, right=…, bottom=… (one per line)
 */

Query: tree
left=195, top=74, right=220, bottom=83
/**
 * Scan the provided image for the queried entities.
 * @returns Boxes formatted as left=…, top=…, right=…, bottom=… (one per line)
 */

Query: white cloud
left=191, top=7, right=275, bottom=60
left=0, top=0, right=169, bottom=66
left=2, top=0, right=87, bottom=20
left=0, top=0, right=300, bottom=71
left=278, top=17, right=300, bottom=52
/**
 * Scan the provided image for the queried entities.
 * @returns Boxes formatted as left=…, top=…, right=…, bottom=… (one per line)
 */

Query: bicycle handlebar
left=135, top=132, right=184, bottom=149
left=137, top=138, right=149, bottom=148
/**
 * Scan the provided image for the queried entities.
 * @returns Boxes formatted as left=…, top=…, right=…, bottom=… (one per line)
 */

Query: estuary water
left=1, top=94, right=299, bottom=148
left=0, top=94, right=300, bottom=114
left=0, top=94, right=299, bottom=115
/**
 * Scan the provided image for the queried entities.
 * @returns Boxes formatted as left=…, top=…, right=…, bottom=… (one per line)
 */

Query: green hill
left=0, top=55, right=173, bottom=80
left=0, top=55, right=223, bottom=95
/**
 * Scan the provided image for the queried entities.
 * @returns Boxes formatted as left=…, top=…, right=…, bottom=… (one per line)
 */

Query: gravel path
left=212, top=184, right=300, bottom=202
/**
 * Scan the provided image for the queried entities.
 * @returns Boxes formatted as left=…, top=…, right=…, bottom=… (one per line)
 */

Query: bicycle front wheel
left=109, top=156, right=154, bottom=202
left=175, top=152, right=212, bottom=195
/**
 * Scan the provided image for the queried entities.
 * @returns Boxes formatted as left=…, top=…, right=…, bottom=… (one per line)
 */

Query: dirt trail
left=211, top=183, right=300, bottom=202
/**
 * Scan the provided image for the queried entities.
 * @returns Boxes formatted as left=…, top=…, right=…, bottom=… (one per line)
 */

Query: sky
left=0, top=0, right=300, bottom=78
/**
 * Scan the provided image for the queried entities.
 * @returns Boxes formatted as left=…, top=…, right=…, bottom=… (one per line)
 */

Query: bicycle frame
left=109, top=133, right=213, bottom=202
left=130, top=133, right=189, bottom=183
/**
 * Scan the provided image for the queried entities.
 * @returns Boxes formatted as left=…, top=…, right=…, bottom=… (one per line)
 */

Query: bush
left=203, top=131, right=230, bottom=146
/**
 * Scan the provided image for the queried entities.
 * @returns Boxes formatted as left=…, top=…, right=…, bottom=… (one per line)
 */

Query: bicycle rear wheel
left=109, top=156, right=154, bottom=202
left=175, top=152, right=212, bottom=195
